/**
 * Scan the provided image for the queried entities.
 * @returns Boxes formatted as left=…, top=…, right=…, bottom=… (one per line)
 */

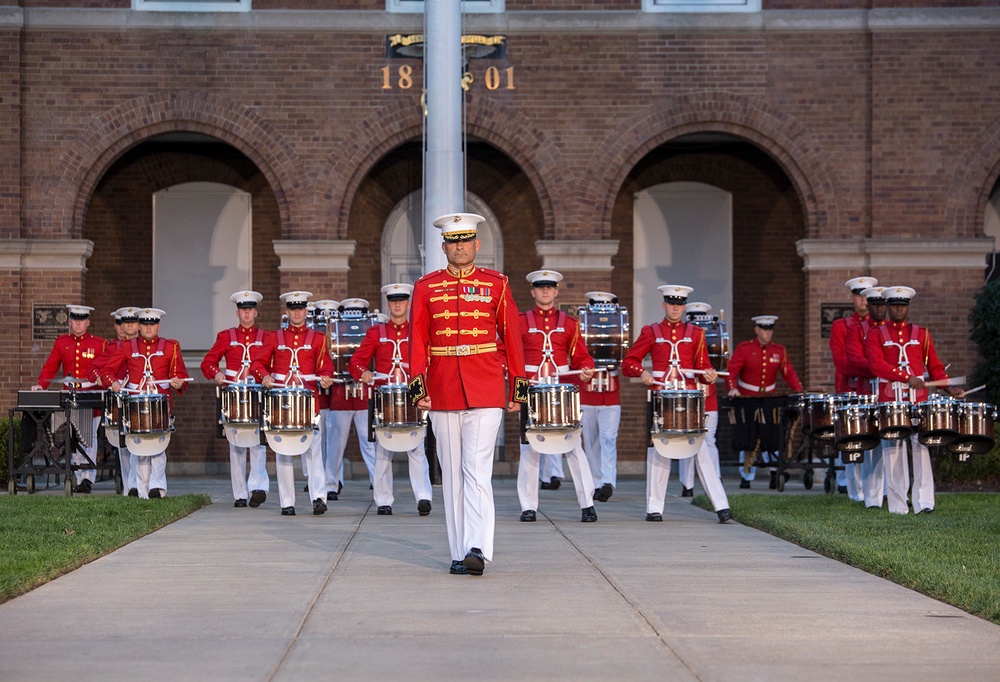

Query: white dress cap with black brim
left=657, top=284, right=694, bottom=304
left=432, top=212, right=485, bottom=242
left=230, top=291, right=263, bottom=308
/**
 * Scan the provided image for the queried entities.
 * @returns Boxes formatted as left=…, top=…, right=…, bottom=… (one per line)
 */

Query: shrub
left=969, top=279, right=1000, bottom=409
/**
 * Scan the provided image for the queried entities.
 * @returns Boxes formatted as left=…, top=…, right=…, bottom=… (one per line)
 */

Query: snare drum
left=124, top=393, right=171, bottom=434
left=654, top=389, right=706, bottom=434
left=834, top=404, right=878, bottom=452
left=877, top=402, right=914, bottom=440
left=374, top=384, right=421, bottom=428
left=262, top=387, right=318, bottom=456
left=948, top=402, right=997, bottom=455
left=915, top=397, right=959, bottom=447
left=525, top=384, right=583, bottom=455
left=222, top=383, right=263, bottom=425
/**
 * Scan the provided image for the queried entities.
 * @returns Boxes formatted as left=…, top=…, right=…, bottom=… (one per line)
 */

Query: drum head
left=265, top=429, right=314, bottom=456
left=225, top=424, right=261, bottom=448
left=652, top=432, right=704, bottom=460
left=126, top=432, right=171, bottom=457
left=526, top=427, right=582, bottom=455
left=375, top=426, right=425, bottom=453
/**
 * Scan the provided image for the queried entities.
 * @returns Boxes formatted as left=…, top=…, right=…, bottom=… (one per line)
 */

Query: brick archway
left=319, top=95, right=563, bottom=239
left=947, top=116, right=1000, bottom=238
left=584, top=91, right=840, bottom=240
left=52, top=91, right=301, bottom=238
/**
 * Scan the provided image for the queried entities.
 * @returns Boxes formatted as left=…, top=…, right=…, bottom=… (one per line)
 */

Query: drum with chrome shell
left=262, top=386, right=319, bottom=456
left=372, top=383, right=426, bottom=452
left=577, top=296, right=628, bottom=392
left=948, top=402, right=997, bottom=456
left=327, top=308, right=378, bottom=399
left=915, top=396, right=959, bottom=447
left=221, top=382, right=264, bottom=448
left=524, top=383, right=582, bottom=455
left=122, top=393, right=173, bottom=456
left=650, top=389, right=706, bottom=459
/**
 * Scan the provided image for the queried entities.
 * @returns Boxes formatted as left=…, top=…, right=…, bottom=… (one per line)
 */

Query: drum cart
left=7, top=389, right=121, bottom=496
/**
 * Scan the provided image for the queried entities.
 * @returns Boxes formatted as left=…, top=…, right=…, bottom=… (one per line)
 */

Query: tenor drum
left=809, top=394, right=854, bottom=440
left=525, top=384, right=582, bottom=455
left=262, top=387, right=318, bottom=456
left=876, top=401, right=914, bottom=440
left=104, top=390, right=126, bottom=437
left=948, top=402, right=997, bottom=455
left=834, top=404, right=878, bottom=452
left=373, top=384, right=426, bottom=452
left=791, top=392, right=824, bottom=434
left=915, top=397, right=959, bottom=447
left=222, top=383, right=263, bottom=425
left=578, top=303, right=629, bottom=371
left=123, top=393, right=172, bottom=456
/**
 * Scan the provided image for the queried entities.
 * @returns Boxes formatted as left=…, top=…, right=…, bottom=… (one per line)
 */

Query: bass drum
left=577, top=303, right=629, bottom=373
left=326, top=311, right=378, bottom=379
left=689, top=318, right=729, bottom=373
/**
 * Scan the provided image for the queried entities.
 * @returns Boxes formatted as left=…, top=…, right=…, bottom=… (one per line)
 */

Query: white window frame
left=134, top=0, right=250, bottom=12
left=643, top=0, right=760, bottom=12
left=387, top=0, right=504, bottom=14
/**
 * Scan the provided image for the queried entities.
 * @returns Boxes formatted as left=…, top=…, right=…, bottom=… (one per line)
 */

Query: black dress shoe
left=739, top=479, right=751, bottom=489
left=326, top=490, right=339, bottom=501
left=548, top=476, right=562, bottom=491
left=540, top=480, right=551, bottom=490
left=313, top=498, right=327, bottom=515
left=681, top=486, right=694, bottom=498
left=72, top=479, right=93, bottom=494
left=303, top=483, right=309, bottom=493
left=918, top=507, right=935, bottom=514
left=595, top=483, right=613, bottom=502
left=519, top=510, right=537, bottom=522
left=377, top=505, right=392, bottom=515
left=149, top=488, right=163, bottom=499
left=234, top=498, right=248, bottom=508
left=417, top=499, right=432, bottom=516
left=769, top=471, right=778, bottom=489
left=449, top=560, right=469, bottom=575
left=281, top=506, right=296, bottom=516
left=838, top=486, right=848, bottom=495
left=127, top=488, right=139, bottom=497
left=717, top=508, right=733, bottom=523
left=645, top=512, right=663, bottom=522
left=462, top=548, right=485, bottom=576
left=581, top=506, right=598, bottom=522
left=249, top=490, right=266, bottom=507
left=338, top=481, right=343, bottom=494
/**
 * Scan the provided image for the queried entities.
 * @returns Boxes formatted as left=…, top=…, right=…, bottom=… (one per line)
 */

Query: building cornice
left=535, top=239, right=618, bottom=272
left=0, top=239, right=94, bottom=272
left=796, top=237, right=996, bottom=271
left=273, top=239, right=355, bottom=271
left=4, top=7, right=998, bottom=33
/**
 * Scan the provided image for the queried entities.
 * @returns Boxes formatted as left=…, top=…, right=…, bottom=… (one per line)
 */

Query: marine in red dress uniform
left=408, top=212, right=528, bottom=576
left=515, top=270, right=597, bottom=523
left=864, top=286, right=958, bottom=516
left=349, top=283, right=433, bottom=516
left=99, top=308, right=188, bottom=500
left=621, top=285, right=731, bottom=523
left=252, top=291, right=335, bottom=517
left=32, top=304, right=107, bottom=492
left=200, top=290, right=271, bottom=509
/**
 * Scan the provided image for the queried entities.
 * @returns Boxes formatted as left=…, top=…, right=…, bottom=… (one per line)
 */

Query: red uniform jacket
left=725, top=339, right=803, bottom=396
left=846, top=317, right=887, bottom=394
left=864, top=320, right=947, bottom=403
left=37, top=332, right=107, bottom=389
left=88, top=338, right=128, bottom=386
left=622, top=319, right=718, bottom=411
left=830, top=312, right=865, bottom=393
left=349, top=321, right=411, bottom=386
left=518, top=307, right=594, bottom=381
left=251, top=325, right=332, bottom=411
left=408, top=265, right=528, bottom=410
left=200, top=325, right=269, bottom=383
left=98, top=336, right=189, bottom=408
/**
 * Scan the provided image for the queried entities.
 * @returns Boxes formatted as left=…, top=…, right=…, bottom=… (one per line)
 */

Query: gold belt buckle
left=455, top=344, right=472, bottom=356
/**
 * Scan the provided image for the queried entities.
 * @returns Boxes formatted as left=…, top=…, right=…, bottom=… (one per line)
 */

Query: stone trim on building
left=273, top=240, right=356, bottom=272
left=0, top=239, right=94, bottom=272
left=796, top=238, right=996, bottom=271
left=535, top=239, right=618, bottom=272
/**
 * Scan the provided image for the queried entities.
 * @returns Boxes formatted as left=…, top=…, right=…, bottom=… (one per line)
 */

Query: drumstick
left=958, top=384, right=986, bottom=399
left=60, top=377, right=98, bottom=389
left=558, top=368, right=607, bottom=376
left=685, top=369, right=730, bottom=377
left=924, top=376, right=965, bottom=388
left=151, top=378, right=193, bottom=388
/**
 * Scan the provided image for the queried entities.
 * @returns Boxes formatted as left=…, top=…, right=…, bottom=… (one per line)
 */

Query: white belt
left=224, top=369, right=241, bottom=378
left=525, top=363, right=570, bottom=374
left=738, top=379, right=776, bottom=393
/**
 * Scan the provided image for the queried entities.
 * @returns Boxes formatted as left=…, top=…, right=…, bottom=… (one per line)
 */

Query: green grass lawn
left=695, top=492, right=1000, bottom=625
left=0, top=494, right=211, bottom=604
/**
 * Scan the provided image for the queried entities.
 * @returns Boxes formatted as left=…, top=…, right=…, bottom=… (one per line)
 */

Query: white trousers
left=130, top=450, right=167, bottom=499
left=372, top=440, right=433, bottom=508
left=841, top=460, right=864, bottom=502
left=882, top=435, right=934, bottom=515
left=647, top=412, right=728, bottom=514
left=581, top=404, right=620, bottom=488
left=429, top=409, right=502, bottom=562
left=229, top=443, right=269, bottom=500
left=324, top=409, right=376, bottom=492
left=539, top=452, right=565, bottom=481
left=679, top=413, right=720, bottom=489
left=860, top=443, right=886, bottom=508
left=517, top=441, right=595, bottom=512
left=276, top=431, right=326, bottom=509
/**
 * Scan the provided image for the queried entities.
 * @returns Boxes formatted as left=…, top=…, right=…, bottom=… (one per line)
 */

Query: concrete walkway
left=0, top=474, right=997, bottom=681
